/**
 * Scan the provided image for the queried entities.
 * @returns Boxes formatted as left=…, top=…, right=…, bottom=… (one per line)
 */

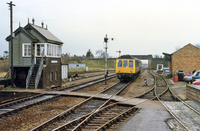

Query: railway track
left=149, top=70, right=200, bottom=131
left=59, top=74, right=117, bottom=92
left=135, top=70, right=177, bottom=101
left=52, top=103, right=139, bottom=131
left=0, top=94, right=62, bottom=118
left=0, top=74, right=116, bottom=122
left=31, top=80, right=135, bottom=131
left=0, top=92, right=39, bottom=104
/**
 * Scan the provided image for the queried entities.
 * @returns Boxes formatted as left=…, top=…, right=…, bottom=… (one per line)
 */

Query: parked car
left=193, top=79, right=200, bottom=85
left=192, top=70, right=200, bottom=81
left=184, top=72, right=193, bottom=76
left=184, top=70, right=200, bottom=83
left=163, top=68, right=169, bottom=74
left=183, top=75, right=193, bottom=83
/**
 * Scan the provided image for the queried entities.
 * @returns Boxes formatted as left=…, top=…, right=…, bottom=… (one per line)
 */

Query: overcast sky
left=1, top=0, right=200, bottom=58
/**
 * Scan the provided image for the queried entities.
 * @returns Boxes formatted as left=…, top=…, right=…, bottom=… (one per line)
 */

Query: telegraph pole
left=7, top=1, right=15, bottom=87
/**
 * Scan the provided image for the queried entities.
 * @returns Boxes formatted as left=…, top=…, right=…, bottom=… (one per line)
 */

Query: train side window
left=129, top=60, right=133, bottom=67
left=123, top=60, right=127, bottom=67
left=118, top=60, right=122, bottom=67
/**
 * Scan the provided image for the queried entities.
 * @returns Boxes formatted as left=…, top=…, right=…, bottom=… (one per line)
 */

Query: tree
left=96, top=49, right=109, bottom=58
left=86, top=49, right=94, bottom=59
left=3, top=51, right=9, bottom=59
left=175, top=46, right=180, bottom=51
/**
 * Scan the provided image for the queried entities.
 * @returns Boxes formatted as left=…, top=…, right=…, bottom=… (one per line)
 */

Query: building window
left=50, top=72, right=53, bottom=82
left=55, top=71, right=58, bottom=81
left=22, top=43, right=31, bottom=57
left=47, top=44, right=61, bottom=57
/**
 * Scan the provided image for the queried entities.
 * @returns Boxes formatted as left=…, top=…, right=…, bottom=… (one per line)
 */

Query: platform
left=186, top=85, right=200, bottom=103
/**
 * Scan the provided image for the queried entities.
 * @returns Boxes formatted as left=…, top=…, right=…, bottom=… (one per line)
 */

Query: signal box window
left=129, top=60, right=133, bottom=67
left=118, top=60, right=122, bottom=67
left=123, top=60, right=127, bottom=67
left=22, top=43, right=31, bottom=57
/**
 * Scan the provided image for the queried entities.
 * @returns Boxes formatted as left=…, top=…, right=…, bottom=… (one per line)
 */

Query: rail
left=69, top=81, right=133, bottom=130
left=150, top=70, right=200, bottom=131
left=30, top=81, right=131, bottom=131
left=35, top=56, right=43, bottom=89
left=26, top=56, right=35, bottom=89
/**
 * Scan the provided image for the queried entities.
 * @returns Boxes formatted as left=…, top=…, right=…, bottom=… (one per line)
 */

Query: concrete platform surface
left=117, top=108, right=172, bottom=131
left=164, top=101, right=200, bottom=131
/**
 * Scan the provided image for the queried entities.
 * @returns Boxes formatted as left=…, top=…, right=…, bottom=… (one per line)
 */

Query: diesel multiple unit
left=115, top=55, right=141, bottom=81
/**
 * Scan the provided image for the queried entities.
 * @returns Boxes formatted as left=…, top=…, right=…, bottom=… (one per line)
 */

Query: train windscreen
left=123, top=60, right=127, bottom=67
left=118, top=60, right=122, bottom=67
left=129, top=60, right=133, bottom=67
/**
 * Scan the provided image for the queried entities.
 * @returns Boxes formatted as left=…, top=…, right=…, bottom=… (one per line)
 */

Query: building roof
left=6, top=27, right=39, bottom=42
left=163, top=43, right=200, bottom=58
left=25, top=24, right=63, bottom=44
left=6, top=23, right=63, bottom=45
left=172, top=43, right=199, bottom=54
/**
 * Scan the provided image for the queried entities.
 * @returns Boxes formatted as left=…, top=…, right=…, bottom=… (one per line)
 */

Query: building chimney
left=41, top=21, right=44, bottom=28
left=32, top=18, right=35, bottom=25
left=46, top=24, right=48, bottom=30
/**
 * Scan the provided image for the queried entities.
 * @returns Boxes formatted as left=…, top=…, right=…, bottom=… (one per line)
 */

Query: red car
left=184, top=72, right=193, bottom=76
left=193, top=79, right=200, bottom=85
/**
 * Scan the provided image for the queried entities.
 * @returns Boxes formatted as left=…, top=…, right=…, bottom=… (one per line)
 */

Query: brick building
left=163, top=43, right=200, bottom=74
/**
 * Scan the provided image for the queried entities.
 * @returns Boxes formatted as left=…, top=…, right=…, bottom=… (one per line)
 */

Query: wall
left=186, top=85, right=200, bottom=103
left=10, top=32, right=32, bottom=67
left=172, top=44, right=200, bottom=73
left=42, top=57, right=61, bottom=89
left=68, top=63, right=86, bottom=69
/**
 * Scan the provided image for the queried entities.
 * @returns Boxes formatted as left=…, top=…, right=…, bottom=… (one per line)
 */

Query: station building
left=163, top=43, right=200, bottom=74
left=6, top=19, right=63, bottom=89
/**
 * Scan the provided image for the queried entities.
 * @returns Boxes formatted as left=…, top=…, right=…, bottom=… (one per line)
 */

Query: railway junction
left=0, top=70, right=200, bottom=131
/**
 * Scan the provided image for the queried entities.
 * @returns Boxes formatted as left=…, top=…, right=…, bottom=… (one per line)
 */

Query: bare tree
left=175, top=46, right=181, bottom=51
left=195, top=44, right=200, bottom=49
left=3, top=51, right=9, bottom=59
left=154, top=54, right=160, bottom=58
left=61, top=53, right=70, bottom=64
left=96, top=49, right=109, bottom=58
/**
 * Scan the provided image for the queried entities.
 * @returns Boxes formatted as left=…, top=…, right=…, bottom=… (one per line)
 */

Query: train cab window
left=123, top=60, right=128, bottom=67
left=118, top=60, right=122, bottom=67
left=129, top=60, right=133, bottom=68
